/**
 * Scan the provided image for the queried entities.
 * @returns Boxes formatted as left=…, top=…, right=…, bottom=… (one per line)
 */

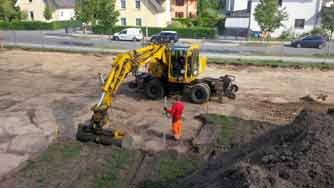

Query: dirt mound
left=178, top=109, right=334, bottom=188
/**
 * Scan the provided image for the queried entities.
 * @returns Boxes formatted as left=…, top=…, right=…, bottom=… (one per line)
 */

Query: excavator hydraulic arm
left=84, top=44, right=168, bottom=139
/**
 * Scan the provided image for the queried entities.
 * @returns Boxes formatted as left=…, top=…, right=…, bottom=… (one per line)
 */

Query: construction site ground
left=0, top=49, right=334, bottom=188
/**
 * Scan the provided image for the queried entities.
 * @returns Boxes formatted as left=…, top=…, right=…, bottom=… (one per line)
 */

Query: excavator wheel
left=144, top=79, right=165, bottom=100
left=190, top=83, right=210, bottom=104
left=98, top=135, right=122, bottom=147
left=76, top=125, right=96, bottom=142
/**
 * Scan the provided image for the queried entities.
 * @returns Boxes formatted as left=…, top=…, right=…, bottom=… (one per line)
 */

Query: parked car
left=113, top=28, right=143, bottom=41
left=150, top=31, right=179, bottom=43
left=290, top=35, right=326, bottom=49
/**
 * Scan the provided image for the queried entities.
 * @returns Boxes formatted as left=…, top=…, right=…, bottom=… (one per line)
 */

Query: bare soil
left=1, top=49, right=334, bottom=187
left=1, top=49, right=334, bottom=141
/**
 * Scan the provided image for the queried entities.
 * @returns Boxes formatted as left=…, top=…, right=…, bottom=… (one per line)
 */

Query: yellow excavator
left=76, top=43, right=238, bottom=145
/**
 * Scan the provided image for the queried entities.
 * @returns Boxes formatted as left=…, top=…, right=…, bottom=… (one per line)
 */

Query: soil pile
left=179, top=108, right=334, bottom=188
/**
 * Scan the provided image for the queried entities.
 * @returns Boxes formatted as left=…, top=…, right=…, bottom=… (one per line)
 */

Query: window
left=295, top=19, right=305, bottom=29
left=175, top=12, right=184, bottom=18
left=176, top=0, right=184, bottom=6
left=135, top=0, right=140, bottom=9
left=60, top=11, right=64, bottom=17
left=278, top=0, right=282, bottom=6
left=29, top=0, right=32, bottom=3
left=121, top=0, right=126, bottom=9
left=30, top=11, right=34, bottom=20
left=136, top=18, right=142, bottom=26
left=121, top=18, right=127, bottom=26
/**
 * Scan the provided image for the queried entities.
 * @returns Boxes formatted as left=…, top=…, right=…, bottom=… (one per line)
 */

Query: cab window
left=171, top=48, right=187, bottom=78
left=192, top=49, right=199, bottom=75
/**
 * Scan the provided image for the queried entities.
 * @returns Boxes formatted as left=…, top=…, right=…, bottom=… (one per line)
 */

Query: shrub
left=92, top=25, right=216, bottom=39
left=0, top=20, right=81, bottom=30
left=278, top=30, right=295, bottom=40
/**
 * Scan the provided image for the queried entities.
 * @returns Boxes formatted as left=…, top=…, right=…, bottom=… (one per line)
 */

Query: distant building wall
left=116, top=0, right=172, bottom=27
left=16, top=0, right=47, bottom=21
left=250, top=0, right=323, bottom=37
left=53, top=9, right=75, bottom=21
left=226, top=0, right=249, bottom=11
left=171, top=0, right=197, bottom=18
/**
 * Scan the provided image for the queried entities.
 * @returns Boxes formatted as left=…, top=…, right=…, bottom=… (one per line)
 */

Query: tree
left=321, top=6, right=334, bottom=55
left=75, top=0, right=119, bottom=33
left=44, top=6, right=53, bottom=21
left=322, top=7, right=334, bottom=39
left=96, top=0, right=119, bottom=29
left=75, top=0, right=95, bottom=24
left=254, top=0, right=288, bottom=38
left=0, top=0, right=26, bottom=21
left=0, top=0, right=16, bottom=21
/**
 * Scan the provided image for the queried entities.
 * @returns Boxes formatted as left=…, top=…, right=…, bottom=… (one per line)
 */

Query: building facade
left=15, top=0, right=75, bottom=21
left=115, top=0, right=172, bottom=27
left=250, top=0, right=324, bottom=37
left=15, top=0, right=173, bottom=27
left=225, top=0, right=332, bottom=38
left=225, top=0, right=250, bottom=12
left=171, top=0, right=197, bottom=18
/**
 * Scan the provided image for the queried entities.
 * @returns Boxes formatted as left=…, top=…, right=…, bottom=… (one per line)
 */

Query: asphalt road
left=1, top=30, right=333, bottom=57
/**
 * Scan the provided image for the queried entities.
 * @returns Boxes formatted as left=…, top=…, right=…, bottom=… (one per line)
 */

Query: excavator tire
left=190, top=83, right=210, bottom=104
left=98, top=135, right=122, bottom=147
left=144, top=79, right=165, bottom=100
left=76, top=127, right=96, bottom=142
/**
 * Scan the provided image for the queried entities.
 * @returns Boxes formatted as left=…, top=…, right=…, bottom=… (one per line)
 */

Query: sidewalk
left=3, top=42, right=334, bottom=64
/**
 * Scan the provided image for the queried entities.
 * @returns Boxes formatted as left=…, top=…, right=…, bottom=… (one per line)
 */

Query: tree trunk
left=327, top=31, right=333, bottom=57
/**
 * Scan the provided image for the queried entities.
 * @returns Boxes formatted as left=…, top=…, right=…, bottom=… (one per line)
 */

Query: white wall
left=250, top=0, right=323, bottom=37
left=225, top=17, right=249, bottom=28
left=53, top=9, right=75, bottom=21
left=226, top=0, right=249, bottom=11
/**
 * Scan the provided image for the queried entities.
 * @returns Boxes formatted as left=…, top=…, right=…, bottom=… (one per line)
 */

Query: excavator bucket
left=76, top=123, right=123, bottom=147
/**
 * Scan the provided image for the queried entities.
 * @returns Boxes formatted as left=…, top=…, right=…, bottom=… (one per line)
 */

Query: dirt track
left=1, top=49, right=334, bottom=179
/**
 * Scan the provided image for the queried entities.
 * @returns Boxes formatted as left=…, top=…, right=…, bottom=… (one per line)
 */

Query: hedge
left=92, top=25, right=216, bottom=39
left=0, top=21, right=81, bottom=30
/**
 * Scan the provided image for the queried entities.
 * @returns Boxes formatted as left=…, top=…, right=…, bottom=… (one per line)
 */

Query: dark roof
left=47, top=0, right=75, bottom=9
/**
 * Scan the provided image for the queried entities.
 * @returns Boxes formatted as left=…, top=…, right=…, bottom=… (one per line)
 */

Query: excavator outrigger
left=76, top=43, right=238, bottom=145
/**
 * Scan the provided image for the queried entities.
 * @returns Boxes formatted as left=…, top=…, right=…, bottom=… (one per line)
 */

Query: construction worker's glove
left=164, top=107, right=167, bottom=111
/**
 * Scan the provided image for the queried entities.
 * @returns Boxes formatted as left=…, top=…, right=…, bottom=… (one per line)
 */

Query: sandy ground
left=0, top=49, right=334, bottom=180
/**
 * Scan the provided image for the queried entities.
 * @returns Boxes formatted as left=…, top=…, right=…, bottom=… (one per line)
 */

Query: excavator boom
left=84, top=44, right=167, bottom=137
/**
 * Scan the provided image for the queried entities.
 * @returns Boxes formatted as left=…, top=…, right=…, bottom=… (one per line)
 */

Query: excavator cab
left=168, top=44, right=204, bottom=84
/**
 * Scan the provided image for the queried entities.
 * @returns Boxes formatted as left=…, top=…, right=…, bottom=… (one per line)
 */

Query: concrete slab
left=0, top=153, right=28, bottom=178
left=0, top=142, right=9, bottom=152
left=2, top=114, right=42, bottom=136
left=9, top=134, right=48, bottom=153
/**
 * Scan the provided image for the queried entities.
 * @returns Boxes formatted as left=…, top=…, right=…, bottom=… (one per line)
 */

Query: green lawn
left=208, top=57, right=334, bottom=69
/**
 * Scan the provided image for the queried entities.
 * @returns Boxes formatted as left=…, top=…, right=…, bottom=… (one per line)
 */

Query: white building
left=224, top=0, right=251, bottom=37
left=15, top=0, right=75, bottom=21
left=225, top=0, right=332, bottom=38
left=226, top=0, right=250, bottom=11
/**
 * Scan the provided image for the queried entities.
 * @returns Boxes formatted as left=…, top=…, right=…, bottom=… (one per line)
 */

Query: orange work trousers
left=172, top=120, right=182, bottom=140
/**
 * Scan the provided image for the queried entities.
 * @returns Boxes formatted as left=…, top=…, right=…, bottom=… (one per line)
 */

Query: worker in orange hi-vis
left=164, top=96, right=184, bottom=141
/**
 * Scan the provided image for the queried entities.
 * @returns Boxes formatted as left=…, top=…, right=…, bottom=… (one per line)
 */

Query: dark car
left=291, top=35, right=326, bottom=49
left=150, top=31, right=178, bottom=43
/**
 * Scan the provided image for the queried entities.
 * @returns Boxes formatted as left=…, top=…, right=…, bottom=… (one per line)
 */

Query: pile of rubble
left=179, top=108, right=334, bottom=188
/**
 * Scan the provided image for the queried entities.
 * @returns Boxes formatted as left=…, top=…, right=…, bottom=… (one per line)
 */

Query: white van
left=112, top=28, right=143, bottom=41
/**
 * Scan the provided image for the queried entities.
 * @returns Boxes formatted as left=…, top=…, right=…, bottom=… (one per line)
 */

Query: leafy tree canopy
left=254, top=0, right=288, bottom=33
